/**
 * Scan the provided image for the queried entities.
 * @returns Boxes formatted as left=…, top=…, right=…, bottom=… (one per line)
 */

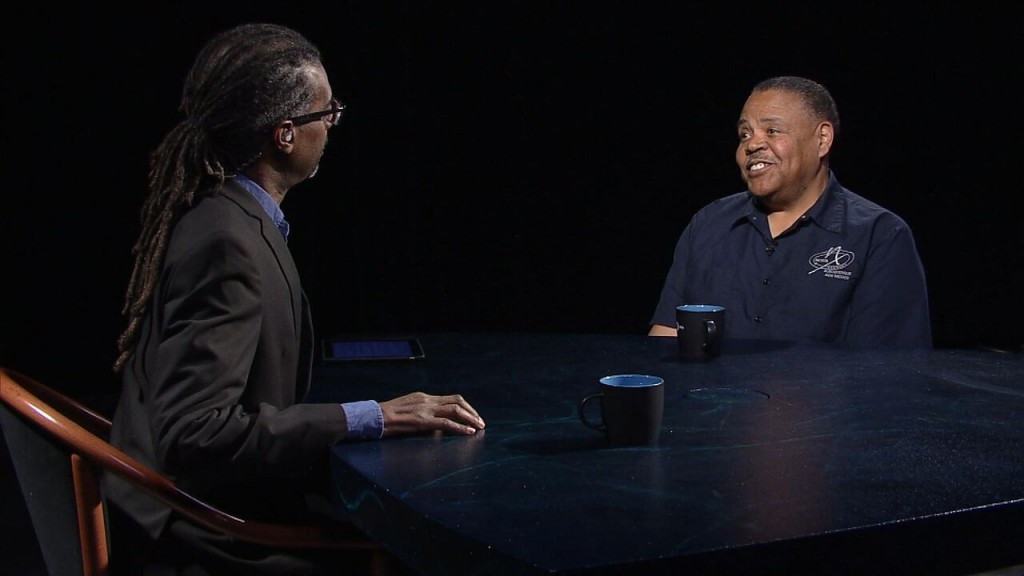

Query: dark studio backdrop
left=3, top=2, right=1022, bottom=396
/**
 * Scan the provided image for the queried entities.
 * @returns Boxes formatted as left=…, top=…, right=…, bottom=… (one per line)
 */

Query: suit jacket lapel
left=220, top=182, right=313, bottom=398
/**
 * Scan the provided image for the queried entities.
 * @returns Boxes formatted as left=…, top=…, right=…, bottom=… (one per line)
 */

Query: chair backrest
left=0, top=367, right=382, bottom=576
left=1, top=368, right=111, bottom=576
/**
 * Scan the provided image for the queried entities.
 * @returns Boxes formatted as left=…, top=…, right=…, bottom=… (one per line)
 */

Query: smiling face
left=735, top=88, right=833, bottom=211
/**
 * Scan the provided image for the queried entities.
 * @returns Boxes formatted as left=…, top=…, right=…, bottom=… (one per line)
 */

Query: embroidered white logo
left=808, top=245, right=854, bottom=280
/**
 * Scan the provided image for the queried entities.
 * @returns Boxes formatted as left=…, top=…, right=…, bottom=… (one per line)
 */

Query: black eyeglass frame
left=287, top=99, right=346, bottom=127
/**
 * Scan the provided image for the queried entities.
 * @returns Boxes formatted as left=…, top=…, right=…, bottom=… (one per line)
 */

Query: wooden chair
left=0, top=366, right=387, bottom=576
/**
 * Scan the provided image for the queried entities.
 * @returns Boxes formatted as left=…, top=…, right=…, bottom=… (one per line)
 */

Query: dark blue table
left=316, top=333, right=1024, bottom=575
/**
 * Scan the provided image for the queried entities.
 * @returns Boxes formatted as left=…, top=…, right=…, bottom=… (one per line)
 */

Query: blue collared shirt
left=651, top=171, right=932, bottom=348
left=233, top=174, right=290, bottom=240
left=232, top=175, right=385, bottom=438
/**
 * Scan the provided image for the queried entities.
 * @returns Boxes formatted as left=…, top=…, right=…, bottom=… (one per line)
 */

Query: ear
left=274, top=122, right=295, bottom=151
left=816, top=122, right=834, bottom=158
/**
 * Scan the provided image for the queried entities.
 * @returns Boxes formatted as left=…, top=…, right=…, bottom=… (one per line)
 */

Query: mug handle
left=703, top=319, right=717, bottom=348
left=578, top=393, right=605, bottom=431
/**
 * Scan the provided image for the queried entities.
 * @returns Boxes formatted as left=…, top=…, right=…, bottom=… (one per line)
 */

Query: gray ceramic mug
left=579, top=374, right=664, bottom=446
left=676, top=304, right=725, bottom=361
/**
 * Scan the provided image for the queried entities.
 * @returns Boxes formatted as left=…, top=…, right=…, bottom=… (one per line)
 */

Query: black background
left=4, top=2, right=1022, bottom=394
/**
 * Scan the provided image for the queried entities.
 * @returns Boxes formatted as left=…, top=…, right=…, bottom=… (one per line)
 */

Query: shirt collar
left=738, top=170, right=845, bottom=234
left=802, top=171, right=845, bottom=234
left=231, top=174, right=290, bottom=240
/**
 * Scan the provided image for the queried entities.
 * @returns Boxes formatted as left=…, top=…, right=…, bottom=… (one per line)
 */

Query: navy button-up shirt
left=651, top=171, right=932, bottom=348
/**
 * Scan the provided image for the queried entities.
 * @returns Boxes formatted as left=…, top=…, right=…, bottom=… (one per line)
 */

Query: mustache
left=744, top=155, right=774, bottom=169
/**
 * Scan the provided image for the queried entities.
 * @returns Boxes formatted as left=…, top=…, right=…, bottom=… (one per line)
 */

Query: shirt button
left=754, top=316, right=763, bottom=323
left=762, top=278, right=770, bottom=285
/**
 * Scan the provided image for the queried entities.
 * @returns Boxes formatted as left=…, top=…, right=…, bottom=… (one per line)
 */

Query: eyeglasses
left=287, top=99, right=346, bottom=127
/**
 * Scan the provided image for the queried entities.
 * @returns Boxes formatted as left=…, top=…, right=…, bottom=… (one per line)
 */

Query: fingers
left=438, top=394, right=485, bottom=427
left=379, top=392, right=485, bottom=438
left=425, top=397, right=484, bottom=435
left=446, top=400, right=486, bottom=433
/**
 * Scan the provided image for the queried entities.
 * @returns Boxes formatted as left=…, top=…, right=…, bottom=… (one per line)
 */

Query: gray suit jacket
left=105, top=181, right=349, bottom=539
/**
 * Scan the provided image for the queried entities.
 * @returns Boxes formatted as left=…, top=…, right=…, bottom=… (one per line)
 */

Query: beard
left=306, top=142, right=327, bottom=180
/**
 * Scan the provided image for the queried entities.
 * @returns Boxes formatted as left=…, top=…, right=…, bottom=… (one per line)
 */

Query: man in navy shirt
left=649, top=76, right=932, bottom=348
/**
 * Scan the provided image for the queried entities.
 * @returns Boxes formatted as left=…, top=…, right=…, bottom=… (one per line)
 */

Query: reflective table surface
left=314, top=333, right=1024, bottom=575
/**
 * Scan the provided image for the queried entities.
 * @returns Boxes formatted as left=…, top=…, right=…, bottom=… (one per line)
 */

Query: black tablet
left=322, top=337, right=425, bottom=362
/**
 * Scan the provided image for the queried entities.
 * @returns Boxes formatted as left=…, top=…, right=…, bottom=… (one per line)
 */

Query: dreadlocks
left=114, top=23, right=324, bottom=372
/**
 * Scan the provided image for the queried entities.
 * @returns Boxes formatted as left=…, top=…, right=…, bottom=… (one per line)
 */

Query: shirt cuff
left=341, top=400, right=384, bottom=440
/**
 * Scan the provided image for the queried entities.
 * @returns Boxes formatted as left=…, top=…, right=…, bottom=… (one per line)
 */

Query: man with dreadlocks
left=104, top=23, right=484, bottom=574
